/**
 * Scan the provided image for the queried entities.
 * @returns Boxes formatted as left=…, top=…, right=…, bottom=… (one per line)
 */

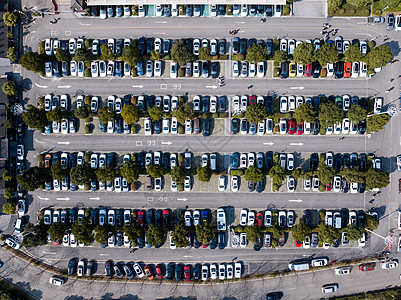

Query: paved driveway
left=292, top=0, right=327, bottom=18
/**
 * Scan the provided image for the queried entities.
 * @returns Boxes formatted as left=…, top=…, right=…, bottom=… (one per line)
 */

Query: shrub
left=178, top=5, right=184, bottom=15
left=375, top=9, right=381, bottom=16
left=338, top=8, right=345, bottom=14
left=273, top=61, right=279, bottom=67
left=132, top=5, right=138, bottom=16
left=230, top=169, right=244, bottom=176
left=212, top=113, right=219, bottom=118
left=84, top=39, right=91, bottom=49
left=219, top=112, right=227, bottom=118
left=319, top=184, right=325, bottom=192
left=177, top=125, right=184, bottom=134
left=320, top=68, right=327, bottom=78
left=362, top=8, right=369, bottom=15
left=3, top=202, right=16, bottom=214
left=272, top=183, right=279, bottom=192
left=282, top=5, right=290, bottom=15
left=273, top=67, right=280, bottom=78
left=163, top=55, right=171, bottom=60
left=226, top=5, right=233, bottom=15
left=131, top=124, right=137, bottom=134
left=84, top=96, right=91, bottom=105
left=131, top=68, right=137, bottom=77
left=38, top=41, right=45, bottom=54
left=178, top=68, right=185, bottom=77
left=177, top=183, right=184, bottom=191
left=84, top=68, right=91, bottom=77
left=85, top=124, right=91, bottom=134
left=347, top=7, right=355, bottom=15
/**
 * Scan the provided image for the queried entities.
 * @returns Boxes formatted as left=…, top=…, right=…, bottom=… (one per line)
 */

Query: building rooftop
left=87, top=0, right=286, bottom=6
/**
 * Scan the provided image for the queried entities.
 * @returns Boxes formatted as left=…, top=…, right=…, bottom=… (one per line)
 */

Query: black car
left=201, top=96, right=209, bottom=112
left=53, top=61, right=61, bottom=78
left=232, top=118, right=239, bottom=134
left=116, top=209, right=123, bottom=226
left=166, top=263, right=175, bottom=280
left=68, top=259, right=76, bottom=275
left=99, top=120, right=106, bottom=133
left=203, top=119, right=210, bottom=136
left=175, top=264, right=183, bottom=281
left=52, top=152, right=60, bottom=165
left=313, top=97, right=320, bottom=111
left=137, top=236, right=144, bottom=248
left=248, top=181, right=255, bottom=192
left=146, top=96, right=153, bottom=109
left=334, top=153, right=342, bottom=171
left=312, top=121, right=320, bottom=135
left=146, top=209, right=153, bottom=225
left=69, top=208, right=76, bottom=224
left=310, top=153, right=319, bottom=171
left=211, top=62, right=218, bottom=78
left=342, top=178, right=349, bottom=193
left=219, top=96, right=226, bottom=112
left=256, top=180, right=263, bottom=193
left=359, top=97, right=367, bottom=110
left=359, top=153, right=367, bottom=171
left=312, top=62, right=321, bottom=78
left=248, top=38, right=256, bottom=48
left=155, top=209, right=162, bottom=224
left=266, top=39, right=273, bottom=56
left=280, top=61, right=288, bottom=79
left=146, top=38, right=153, bottom=55
left=357, top=210, right=365, bottom=227
left=107, top=153, right=114, bottom=166
left=232, top=38, right=239, bottom=54
left=137, top=152, right=145, bottom=169
left=116, top=232, right=123, bottom=246
left=218, top=232, right=225, bottom=249
left=265, top=5, right=273, bottom=17
left=90, top=176, right=97, bottom=191
left=69, top=153, right=76, bottom=168
left=253, top=237, right=262, bottom=251
left=257, top=5, right=264, bottom=14
left=90, top=209, right=98, bottom=225
left=138, top=37, right=146, bottom=54
left=342, top=153, right=350, bottom=167
left=154, top=120, right=161, bottom=134
left=350, top=153, right=358, bottom=168
left=239, top=39, right=247, bottom=54
left=218, top=5, right=225, bottom=15
left=265, top=152, right=273, bottom=169
left=162, top=153, right=169, bottom=169
left=358, top=120, right=366, bottom=134
left=335, top=61, right=344, bottom=79
left=17, top=122, right=25, bottom=139
left=193, top=235, right=200, bottom=248
left=358, top=182, right=366, bottom=193
left=210, top=236, right=217, bottom=249
left=193, top=264, right=201, bottom=280
left=202, top=61, right=209, bottom=77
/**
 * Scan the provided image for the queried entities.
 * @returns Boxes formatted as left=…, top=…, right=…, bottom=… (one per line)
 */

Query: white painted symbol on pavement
left=34, top=83, right=48, bottom=88
left=132, top=85, right=144, bottom=88
left=147, top=197, right=154, bottom=202
left=37, top=195, right=49, bottom=200
left=51, top=31, right=59, bottom=36
left=173, top=84, right=181, bottom=89
left=177, top=198, right=188, bottom=201
left=65, top=31, right=71, bottom=36
left=57, top=141, right=70, bottom=145
left=56, top=197, right=70, bottom=201
left=161, top=84, right=167, bottom=89
left=158, top=197, right=168, bottom=202
left=263, top=142, right=274, bottom=145
left=34, top=138, right=47, bottom=144
left=290, top=86, right=304, bottom=90
left=206, top=85, right=218, bottom=89
left=161, top=141, right=172, bottom=145
left=290, top=142, right=304, bottom=146
left=136, top=141, right=143, bottom=146
left=147, top=140, right=155, bottom=146
left=89, top=197, right=101, bottom=200
left=288, top=199, right=303, bottom=203
left=57, top=85, right=72, bottom=89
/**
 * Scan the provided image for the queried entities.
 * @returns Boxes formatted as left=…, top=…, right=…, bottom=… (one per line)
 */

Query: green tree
left=46, top=107, right=69, bottom=122
left=346, top=0, right=371, bottom=7
left=121, top=105, right=139, bottom=124
left=365, top=214, right=379, bottom=231
left=328, top=0, right=343, bottom=10
left=2, top=81, right=17, bottom=96
left=172, top=223, right=188, bottom=248
left=6, top=47, right=16, bottom=61
left=22, top=105, right=48, bottom=130
left=148, top=105, right=163, bottom=121
left=19, top=52, right=45, bottom=73
left=21, top=223, right=48, bottom=248
left=17, top=166, right=48, bottom=191
left=74, top=106, right=89, bottom=119
left=48, top=223, right=68, bottom=242
left=347, top=105, right=367, bottom=123
left=195, top=222, right=216, bottom=245
left=318, top=102, right=344, bottom=127
left=71, top=219, right=94, bottom=245
left=197, top=166, right=212, bottom=182
left=244, top=225, right=262, bottom=244
left=124, top=223, right=144, bottom=245
left=2, top=170, right=12, bottom=181
left=170, top=39, right=194, bottom=65
left=366, top=113, right=390, bottom=133
left=172, top=102, right=196, bottom=124
left=344, top=44, right=363, bottom=62
left=3, top=119, right=14, bottom=129
left=122, top=44, right=140, bottom=66
left=95, top=165, right=116, bottom=183
left=272, top=50, right=287, bottom=62
left=70, top=165, right=92, bottom=186
left=317, top=163, right=335, bottom=185
left=97, top=107, right=116, bottom=124
left=150, top=50, right=161, bottom=60
left=171, top=166, right=186, bottom=183
left=100, top=44, right=115, bottom=61
left=365, top=168, right=389, bottom=190
left=146, top=224, right=165, bottom=246
left=120, top=161, right=139, bottom=183
left=340, top=168, right=365, bottom=183
left=347, top=225, right=364, bottom=240
left=244, top=166, right=264, bottom=182
left=293, top=42, right=315, bottom=64
left=51, top=161, right=69, bottom=181
left=244, top=103, right=267, bottom=124
left=73, top=48, right=92, bottom=62
left=94, top=225, right=114, bottom=243
left=198, top=46, right=211, bottom=60
left=380, top=0, right=401, bottom=9
left=146, top=163, right=163, bottom=178
left=55, top=48, right=70, bottom=62
left=317, top=223, right=340, bottom=244
left=3, top=187, right=14, bottom=199
left=269, top=165, right=286, bottom=190
left=291, top=220, right=312, bottom=241
left=2, top=202, right=16, bottom=215
left=294, top=103, right=315, bottom=123
left=3, top=11, right=19, bottom=27
left=365, top=45, right=393, bottom=68
left=246, top=44, right=267, bottom=63
left=316, top=43, right=339, bottom=66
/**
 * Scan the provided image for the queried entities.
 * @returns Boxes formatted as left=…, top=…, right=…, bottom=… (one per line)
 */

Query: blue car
left=99, top=120, right=106, bottom=133
left=249, top=123, right=256, bottom=135
left=232, top=152, right=240, bottom=169
left=201, top=210, right=208, bottom=223
left=137, top=61, right=144, bottom=76
left=115, top=119, right=122, bottom=134
left=44, top=122, right=51, bottom=134
left=115, top=61, right=122, bottom=77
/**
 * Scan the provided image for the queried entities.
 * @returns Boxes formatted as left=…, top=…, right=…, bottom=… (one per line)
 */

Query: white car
left=304, top=122, right=311, bottom=135
left=381, top=261, right=399, bottom=269
left=351, top=61, right=359, bottom=78
left=335, top=266, right=351, bottom=275
left=287, top=153, right=294, bottom=171
left=193, top=210, right=200, bottom=226
left=257, top=62, right=265, bottom=77
left=287, top=176, right=295, bottom=192
left=240, top=232, right=247, bottom=248
left=234, top=262, right=242, bottom=278
left=218, top=175, right=225, bottom=192
left=185, top=120, right=192, bottom=134
left=257, top=120, right=265, bottom=136
left=280, top=96, right=288, bottom=112
left=303, top=235, right=310, bottom=249
left=350, top=182, right=358, bottom=194
left=312, top=176, right=320, bottom=192
left=279, top=119, right=287, bottom=135
left=144, top=119, right=152, bottom=136
left=342, top=118, right=350, bottom=134
left=154, top=60, right=162, bottom=77
left=333, top=176, right=341, bottom=192
left=247, top=211, right=255, bottom=226
left=240, top=209, right=248, bottom=226
left=240, top=96, right=247, bottom=112
left=201, top=265, right=209, bottom=281
left=264, top=210, right=272, bottom=227
left=358, top=232, right=366, bottom=247
left=170, top=61, right=178, bottom=78
left=70, top=233, right=77, bottom=247
left=133, top=263, right=144, bottom=278
left=374, top=97, right=383, bottom=114
left=248, top=63, right=256, bottom=77
left=171, top=117, right=178, bottom=134
left=288, top=96, right=296, bottom=111
left=45, top=39, right=53, bottom=55
left=210, top=264, right=218, bottom=280
left=184, top=176, right=191, bottom=192
left=231, top=176, right=239, bottom=192
left=311, top=258, right=328, bottom=267
left=297, top=63, right=304, bottom=76
left=304, top=178, right=311, bottom=191
left=218, top=264, right=226, bottom=280
left=169, top=232, right=176, bottom=249
left=232, top=61, right=239, bottom=77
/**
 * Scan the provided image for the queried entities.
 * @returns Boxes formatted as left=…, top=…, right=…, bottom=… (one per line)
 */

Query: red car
left=256, top=213, right=263, bottom=228
left=162, top=209, right=169, bottom=227
left=296, top=122, right=303, bottom=135
left=184, top=265, right=191, bottom=281
left=53, top=239, right=60, bottom=246
left=155, top=264, right=164, bottom=278
left=295, top=240, right=302, bottom=247
left=344, top=62, right=351, bottom=78
left=137, top=210, right=144, bottom=226
left=325, top=181, right=332, bottom=191
left=359, top=263, right=375, bottom=271
left=288, top=119, right=296, bottom=135
left=248, top=95, right=256, bottom=106
left=305, top=64, right=312, bottom=77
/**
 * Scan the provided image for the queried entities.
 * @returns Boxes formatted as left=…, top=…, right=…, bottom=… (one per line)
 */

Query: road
left=14, top=10, right=401, bottom=299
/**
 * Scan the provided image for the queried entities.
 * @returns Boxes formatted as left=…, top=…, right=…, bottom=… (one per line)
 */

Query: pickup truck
left=367, top=17, right=385, bottom=24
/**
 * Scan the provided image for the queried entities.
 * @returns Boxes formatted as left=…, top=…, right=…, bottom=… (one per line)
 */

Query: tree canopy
left=100, top=44, right=115, bottom=61
left=20, top=52, right=44, bottom=73
left=171, top=166, right=186, bottom=183
left=95, top=165, right=116, bottom=183
left=73, top=48, right=93, bottom=62
left=365, top=45, right=393, bottom=68
left=246, top=44, right=267, bottom=63
left=272, top=50, right=288, bottom=62
left=98, top=107, right=116, bottom=124
left=70, top=165, right=92, bottom=186
left=172, top=102, right=196, bottom=124
left=74, top=106, right=89, bottom=119
left=148, top=106, right=163, bottom=121
left=244, top=103, right=267, bottom=124
left=195, top=222, right=216, bottom=245
left=51, top=161, right=69, bottom=181
left=197, top=166, right=212, bottom=182
left=244, top=166, right=264, bottom=182
left=122, top=44, right=140, bottom=66
left=121, top=105, right=139, bottom=124
left=146, top=224, right=165, bottom=246
left=344, top=44, right=363, bottom=62
left=318, top=102, right=344, bottom=127
left=366, top=113, right=390, bottom=133
left=294, top=103, right=315, bottom=123
left=120, top=161, right=139, bottom=183
left=365, top=168, right=389, bottom=190
left=146, top=163, right=164, bottom=178
left=3, top=12, right=19, bottom=27
left=2, top=81, right=17, bottom=96
left=346, top=0, right=371, bottom=7
left=316, top=43, right=339, bottom=66
left=347, top=105, right=367, bottom=123
left=17, top=167, right=47, bottom=191
left=317, top=163, right=335, bottom=185
left=293, top=42, right=315, bottom=65
left=172, top=223, right=188, bottom=248
left=170, top=39, right=194, bottom=65
left=22, top=105, right=47, bottom=130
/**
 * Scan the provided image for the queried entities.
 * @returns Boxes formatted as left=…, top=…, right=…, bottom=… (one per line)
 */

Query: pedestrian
left=339, top=137, right=344, bottom=141
left=389, top=79, right=394, bottom=83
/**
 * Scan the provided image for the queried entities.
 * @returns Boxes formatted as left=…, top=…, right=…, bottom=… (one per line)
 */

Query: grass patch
left=330, top=3, right=370, bottom=16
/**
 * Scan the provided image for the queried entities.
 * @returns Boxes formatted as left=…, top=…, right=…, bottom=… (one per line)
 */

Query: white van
left=288, top=261, right=310, bottom=271
left=15, top=218, right=23, bottom=234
